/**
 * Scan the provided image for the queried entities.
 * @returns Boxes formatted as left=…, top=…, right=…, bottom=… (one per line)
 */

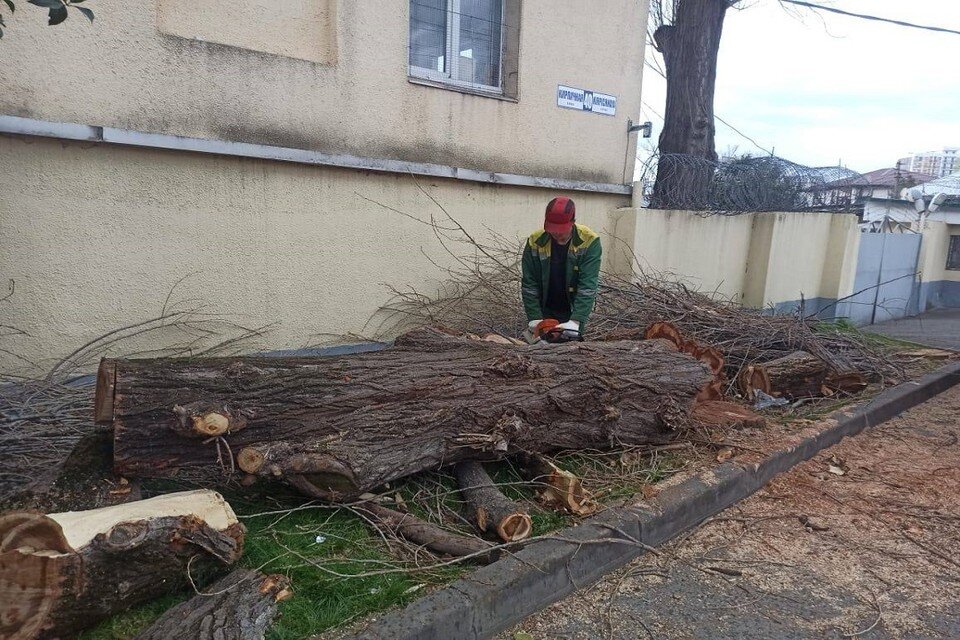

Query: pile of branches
left=369, top=210, right=901, bottom=389
left=0, top=378, right=94, bottom=502
left=591, top=275, right=903, bottom=386
left=0, top=300, right=271, bottom=505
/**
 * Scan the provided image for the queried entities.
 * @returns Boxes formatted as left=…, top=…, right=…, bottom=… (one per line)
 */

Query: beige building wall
left=0, top=0, right=648, bottom=184
left=919, top=221, right=960, bottom=284
left=0, top=135, right=630, bottom=375
left=620, top=209, right=861, bottom=310
left=156, top=0, right=338, bottom=64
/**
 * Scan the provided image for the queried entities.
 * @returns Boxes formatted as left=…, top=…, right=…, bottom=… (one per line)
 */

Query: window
left=409, top=0, right=518, bottom=96
left=947, top=236, right=960, bottom=271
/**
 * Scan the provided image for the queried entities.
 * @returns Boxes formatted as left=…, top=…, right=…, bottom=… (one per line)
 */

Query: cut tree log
left=357, top=502, right=496, bottom=562
left=738, top=350, right=867, bottom=400
left=0, top=490, right=244, bottom=640
left=101, top=328, right=712, bottom=501
left=518, top=453, right=598, bottom=516
left=133, top=568, right=292, bottom=640
left=738, top=351, right=828, bottom=400
left=646, top=321, right=726, bottom=401
left=453, top=461, right=532, bottom=542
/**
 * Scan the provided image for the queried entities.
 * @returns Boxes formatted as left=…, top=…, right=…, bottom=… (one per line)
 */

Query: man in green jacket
left=521, top=196, right=602, bottom=340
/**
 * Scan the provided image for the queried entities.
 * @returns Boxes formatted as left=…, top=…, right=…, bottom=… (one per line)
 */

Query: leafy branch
left=0, top=0, right=94, bottom=39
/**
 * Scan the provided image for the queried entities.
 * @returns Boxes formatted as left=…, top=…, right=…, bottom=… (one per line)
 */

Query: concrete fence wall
left=614, top=208, right=862, bottom=315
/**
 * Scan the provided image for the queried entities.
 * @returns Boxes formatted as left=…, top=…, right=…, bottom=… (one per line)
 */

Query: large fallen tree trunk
left=133, top=569, right=291, bottom=640
left=0, top=490, right=244, bottom=640
left=101, top=328, right=712, bottom=501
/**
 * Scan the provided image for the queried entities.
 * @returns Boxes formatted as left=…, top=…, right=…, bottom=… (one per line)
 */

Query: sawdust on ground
left=508, top=382, right=960, bottom=639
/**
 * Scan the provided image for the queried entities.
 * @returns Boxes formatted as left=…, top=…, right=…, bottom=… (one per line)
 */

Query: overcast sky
left=639, top=0, right=960, bottom=173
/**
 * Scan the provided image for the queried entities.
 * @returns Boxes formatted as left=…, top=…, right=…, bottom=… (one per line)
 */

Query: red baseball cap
left=544, top=196, right=576, bottom=234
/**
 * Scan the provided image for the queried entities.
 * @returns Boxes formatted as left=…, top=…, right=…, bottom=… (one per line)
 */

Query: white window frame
left=409, top=0, right=505, bottom=94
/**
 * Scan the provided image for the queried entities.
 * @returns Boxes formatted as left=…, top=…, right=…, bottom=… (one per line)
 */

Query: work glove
left=522, top=319, right=543, bottom=344
left=557, top=320, right=580, bottom=339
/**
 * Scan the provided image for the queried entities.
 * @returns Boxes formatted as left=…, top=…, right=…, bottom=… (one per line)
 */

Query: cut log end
left=171, top=404, right=248, bottom=439
left=454, top=460, right=533, bottom=542
left=645, top=321, right=683, bottom=346
left=0, top=490, right=243, bottom=640
left=193, top=413, right=229, bottom=437
left=0, top=512, right=71, bottom=554
left=496, top=513, right=533, bottom=542
left=236, top=447, right=265, bottom=474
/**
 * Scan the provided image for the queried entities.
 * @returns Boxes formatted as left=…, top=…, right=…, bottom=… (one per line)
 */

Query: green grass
left=815, top=318, right=927, bottom=351
left=78, top=451, right=684, bottom=639
left=79, top=479, right=466, bottom=640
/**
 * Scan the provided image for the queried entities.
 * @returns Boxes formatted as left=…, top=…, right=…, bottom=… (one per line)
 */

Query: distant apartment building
left=902, top=148, right=960, bottom=178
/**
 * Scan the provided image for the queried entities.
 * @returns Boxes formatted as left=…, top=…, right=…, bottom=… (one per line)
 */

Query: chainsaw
left=522, top=319, right=584, bottom=344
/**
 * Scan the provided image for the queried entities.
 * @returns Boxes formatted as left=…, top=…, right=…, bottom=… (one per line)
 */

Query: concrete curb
left=351, top=361, right=960, bottom=640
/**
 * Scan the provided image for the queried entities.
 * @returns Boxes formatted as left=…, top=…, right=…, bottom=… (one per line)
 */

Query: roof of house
left=914, top=172, right=960, bottom=196
left=825, top=167, right=937, bottom=189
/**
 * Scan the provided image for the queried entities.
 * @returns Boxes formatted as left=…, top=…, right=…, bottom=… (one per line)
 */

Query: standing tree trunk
left=101, top=329, right=712, bottom=501
left=1, top=490, right=244, bottom=640
left=651, top=0, right=731, bottom=209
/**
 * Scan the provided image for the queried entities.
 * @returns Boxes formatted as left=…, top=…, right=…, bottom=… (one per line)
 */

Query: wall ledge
left=0, top=115, right=632, bottom=196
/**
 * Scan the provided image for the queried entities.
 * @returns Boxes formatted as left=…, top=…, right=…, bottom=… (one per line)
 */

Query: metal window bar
left=409, top=0, right=514, bottom=92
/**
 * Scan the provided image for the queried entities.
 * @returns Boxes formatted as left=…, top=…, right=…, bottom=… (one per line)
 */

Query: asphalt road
left=865, top=309, right=960, bottom=351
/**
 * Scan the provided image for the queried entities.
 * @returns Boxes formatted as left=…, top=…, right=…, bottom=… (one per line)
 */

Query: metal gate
left=844, top=233, right=922, bottom=326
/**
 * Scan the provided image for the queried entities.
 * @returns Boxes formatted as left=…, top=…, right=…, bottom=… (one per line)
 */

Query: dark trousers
left=541, top=306, right=571, bottom=323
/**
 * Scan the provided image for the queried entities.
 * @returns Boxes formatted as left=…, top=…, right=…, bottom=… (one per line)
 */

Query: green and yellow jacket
left=521, top=224, right=602, bottom=330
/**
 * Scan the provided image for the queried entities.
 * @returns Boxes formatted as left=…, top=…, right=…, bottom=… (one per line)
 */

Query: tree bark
left=0, top=490, right=244, bottom=640
left=651, top=0, right=730, bottom=209
left=738, top=351, right=828, bottom=400
left=357, top=502, right=497, bottom=562
left=133, top=569, right=291, bottom=640
left=453, top=461, right=532, bottom=542
left=102, top=329, right=712, bottom=501
left=645, top=321, right=726, bottom=401
left=738, top=350, right=867, bottom=400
